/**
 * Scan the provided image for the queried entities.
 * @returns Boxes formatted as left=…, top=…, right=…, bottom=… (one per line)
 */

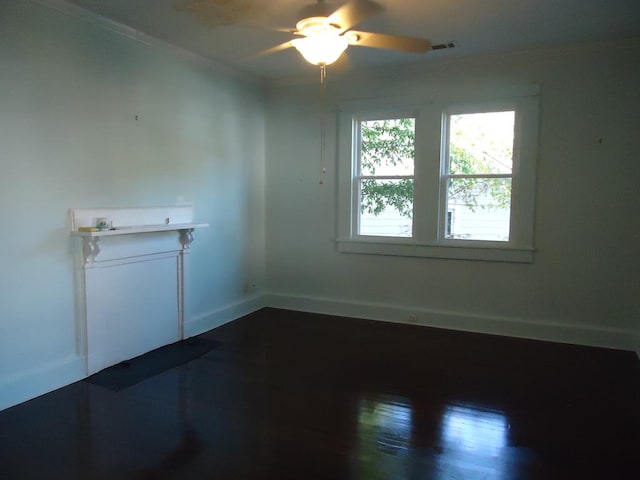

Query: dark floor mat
left=84, top=338, right=222, bottom=391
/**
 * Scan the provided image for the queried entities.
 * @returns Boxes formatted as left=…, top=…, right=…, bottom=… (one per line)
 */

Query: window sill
left=337, top=238, right=534, bottom=263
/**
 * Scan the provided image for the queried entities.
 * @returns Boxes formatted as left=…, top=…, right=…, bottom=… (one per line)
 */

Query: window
left=337, top=86, right=540, bottom=262
left=441, top=110, right=514, bottom=242
left=358, top=117, right=415, bottom=238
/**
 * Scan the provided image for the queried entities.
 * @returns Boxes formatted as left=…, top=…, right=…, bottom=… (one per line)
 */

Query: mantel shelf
left=70, top=207, right=208, bottom=266
left=71, top=223, right=209, bottom=237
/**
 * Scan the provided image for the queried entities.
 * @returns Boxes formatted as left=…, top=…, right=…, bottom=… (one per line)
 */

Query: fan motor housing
left=296, top=17, right=341, bottom=35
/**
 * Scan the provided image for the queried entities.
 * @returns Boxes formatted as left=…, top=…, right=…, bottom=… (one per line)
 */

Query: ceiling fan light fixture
left=292, top=30, right=348, bottom=66
left=248, top=1, right=432, bottom=70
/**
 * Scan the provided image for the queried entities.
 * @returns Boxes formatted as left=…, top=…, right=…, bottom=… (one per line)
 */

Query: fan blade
left=328, top=0, right=383, bottom=33
left=245, top=41, right=294, bottom=61
left=348, top=31, right=431, bottom=53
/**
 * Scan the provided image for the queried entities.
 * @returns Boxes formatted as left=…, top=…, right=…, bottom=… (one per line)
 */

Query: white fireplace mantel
left=70, top=206, right=208, bottom=375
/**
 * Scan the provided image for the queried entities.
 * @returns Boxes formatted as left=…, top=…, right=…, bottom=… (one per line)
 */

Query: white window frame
left=337, top=86, right=540, bottom=263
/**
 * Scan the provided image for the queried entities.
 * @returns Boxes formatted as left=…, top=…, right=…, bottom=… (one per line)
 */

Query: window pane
left=359, top=179, right=413, bottom=237
left=449, top=111, right=514, bottom=175
left=446, top=177, right=511, bottom=241
left=361, top=118, right=415, bottom=176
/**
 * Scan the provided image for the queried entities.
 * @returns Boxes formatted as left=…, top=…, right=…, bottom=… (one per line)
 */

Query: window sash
left=354, top=176, right=416, bottom=238
left=354, top=115, right=417, bottom=238
left=438, top=108, right=517, bottom=244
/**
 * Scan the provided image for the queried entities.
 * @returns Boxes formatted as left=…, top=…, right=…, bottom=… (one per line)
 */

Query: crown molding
left=30, top=0, right=265, bottom=89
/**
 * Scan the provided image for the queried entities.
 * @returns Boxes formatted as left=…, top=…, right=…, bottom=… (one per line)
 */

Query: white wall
left=0, top=0, right=266, bottom=410
left=1, top=0, right=637, bottom=412
left=265, top=41, right=640, bottom=351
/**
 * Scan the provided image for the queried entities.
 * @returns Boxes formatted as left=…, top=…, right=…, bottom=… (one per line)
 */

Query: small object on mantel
left=78, top=227, right=100, bottom=232
left=96, top=217, right=112, bottom=231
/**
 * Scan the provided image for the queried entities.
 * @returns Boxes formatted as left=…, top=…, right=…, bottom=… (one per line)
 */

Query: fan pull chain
left=319, top=65, right=327, bottom=185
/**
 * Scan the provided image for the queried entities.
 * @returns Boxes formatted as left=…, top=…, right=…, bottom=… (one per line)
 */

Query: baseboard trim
left=184, top=294, right=267, bottom=338
left=2, top=294, right=633, bottom=412
left=0, top=296, right=267, bottom=412
left=264, top=293, right=638, bottom=352
left=0, top=355, right=85, bottom=412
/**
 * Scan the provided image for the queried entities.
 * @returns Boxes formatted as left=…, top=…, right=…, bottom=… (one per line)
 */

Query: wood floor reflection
left=1, top=308, right=638, bottom=479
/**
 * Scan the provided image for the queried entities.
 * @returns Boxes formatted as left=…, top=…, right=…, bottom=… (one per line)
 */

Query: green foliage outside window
left=360, top=117, right=512, bottom=218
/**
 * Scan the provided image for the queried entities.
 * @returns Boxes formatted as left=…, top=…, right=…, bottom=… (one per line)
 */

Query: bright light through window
left=437, top=404, right=510, bottom=479
left=444, top=111, right=515, bottom=242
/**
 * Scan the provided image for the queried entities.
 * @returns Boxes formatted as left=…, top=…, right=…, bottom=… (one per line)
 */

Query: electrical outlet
left=408, top=314, right=418, bottom=323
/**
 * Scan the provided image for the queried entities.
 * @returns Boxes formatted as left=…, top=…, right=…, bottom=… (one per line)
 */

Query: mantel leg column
left=178, top=229, right=195, bottom=339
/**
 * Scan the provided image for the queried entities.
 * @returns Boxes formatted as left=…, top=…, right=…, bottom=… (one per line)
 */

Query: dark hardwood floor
left=1, top=308, right=639, bottom=479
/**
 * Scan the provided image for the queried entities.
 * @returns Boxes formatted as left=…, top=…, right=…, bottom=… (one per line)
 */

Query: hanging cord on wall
left=319, top=65, right=328, bottom=185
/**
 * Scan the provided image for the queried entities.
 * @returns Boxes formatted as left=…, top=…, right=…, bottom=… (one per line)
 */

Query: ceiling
left=65, top=0, right=640, bottom=81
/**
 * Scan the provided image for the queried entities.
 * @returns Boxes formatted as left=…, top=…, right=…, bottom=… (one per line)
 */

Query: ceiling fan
left=256, top=0, right=432, bottom=69
left=247, top=0, right=433, bottom=182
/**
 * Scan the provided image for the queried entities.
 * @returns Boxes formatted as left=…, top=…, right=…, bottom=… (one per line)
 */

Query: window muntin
left=356, top=117, right=415, bottom=238
left=441, top=110, right=515, bottom=242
